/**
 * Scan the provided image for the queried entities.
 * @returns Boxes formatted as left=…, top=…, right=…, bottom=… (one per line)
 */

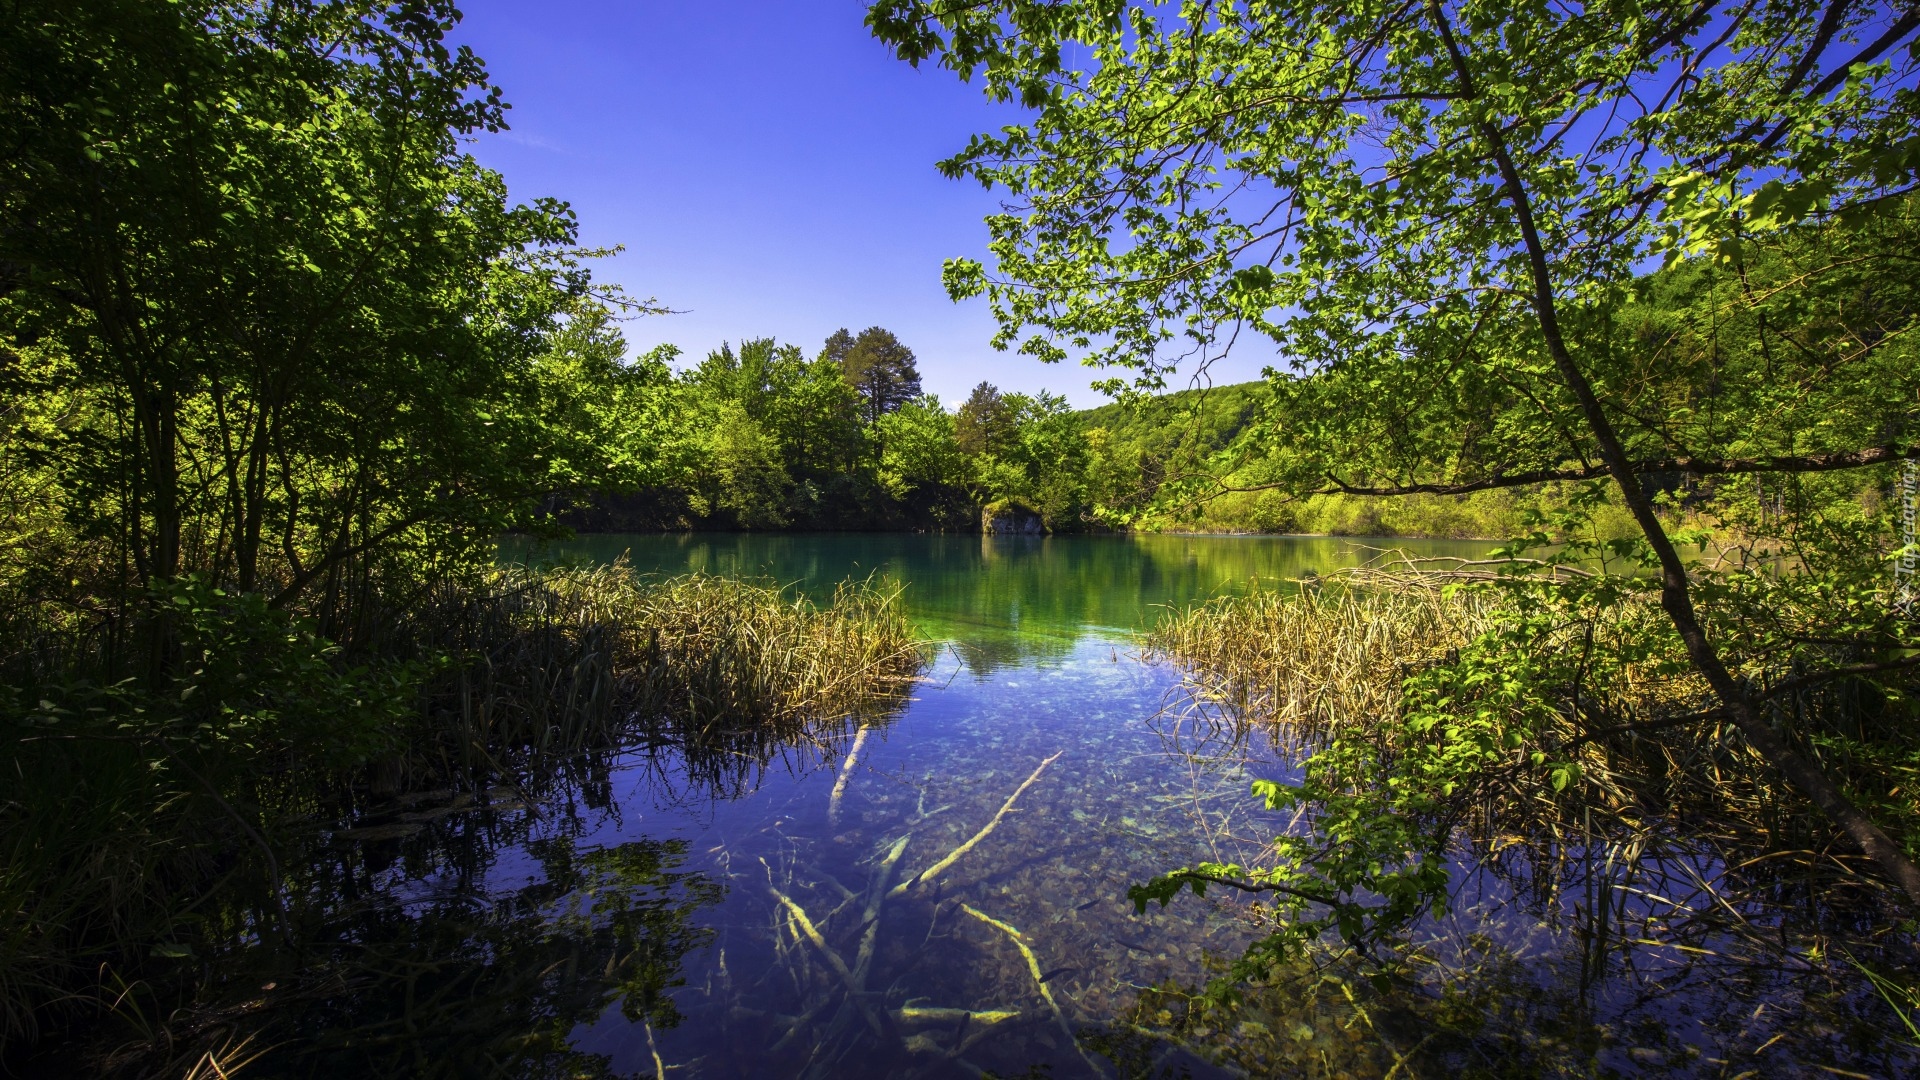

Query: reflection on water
left=504, top=532, right=1489, bottom=675
left=221, top=774, right=726, bottom=1079
left=262, top=533, right=1914, bottom=1078
left=566, top=641, right=1281, bottom=1078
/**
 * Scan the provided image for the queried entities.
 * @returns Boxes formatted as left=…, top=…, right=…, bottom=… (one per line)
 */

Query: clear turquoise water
left=509, top=531, right=1487, bottom=669
left=495, top=533, right=1493, bottom=1077
left=300, top=532, right=1915, bottom=1078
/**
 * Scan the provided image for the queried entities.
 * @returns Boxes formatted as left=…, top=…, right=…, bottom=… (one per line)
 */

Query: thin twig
left=961, top=904, right=1106, bottom=1076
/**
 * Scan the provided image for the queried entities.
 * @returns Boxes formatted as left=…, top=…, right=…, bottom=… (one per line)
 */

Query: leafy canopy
left=868, top=0, right=1919, bottom=489
left=867, top=0, right=1920, bottom=962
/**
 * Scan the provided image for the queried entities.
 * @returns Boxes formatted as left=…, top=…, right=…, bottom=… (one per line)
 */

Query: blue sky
left=454, top=0, right=1269, bottom=407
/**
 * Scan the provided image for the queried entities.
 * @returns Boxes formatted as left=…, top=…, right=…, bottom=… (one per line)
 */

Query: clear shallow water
left=493, top=533, right=1492, bottom=1077
left=308, top=532, right=1915, bottom=1079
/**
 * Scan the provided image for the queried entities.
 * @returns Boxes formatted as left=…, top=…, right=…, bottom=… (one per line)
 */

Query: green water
left=509, top=532, right=1483, bottom=669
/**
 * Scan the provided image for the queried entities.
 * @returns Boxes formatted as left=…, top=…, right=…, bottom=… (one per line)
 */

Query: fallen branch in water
left=854, top=835, right=911, bottom=986
left=827, top=726, right=872, bottom=828
left=901, top=1005, right=1039, bottom=1067
left=961, top=903, right=1104, bottom=1076
left=644, top=1020, right=667, bottom=1080
left=892, top=751, right=1064, bottom=897
left=892, top=1006, right=1024, bottom=1027
left=766, top=880, right=898, bottom=1046
left=766, top=995, right=837, bottom=1054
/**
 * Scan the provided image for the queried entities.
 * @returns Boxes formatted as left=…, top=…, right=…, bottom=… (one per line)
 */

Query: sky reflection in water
left=465, top=533, right=1918, bottom=1079
left=501, top=533, right=1483, bottom=1077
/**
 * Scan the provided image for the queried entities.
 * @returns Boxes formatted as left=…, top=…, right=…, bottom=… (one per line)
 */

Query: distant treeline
left=554, top=321, right=1623, bottom=540
left=541, top=317, right=1085, bottom=532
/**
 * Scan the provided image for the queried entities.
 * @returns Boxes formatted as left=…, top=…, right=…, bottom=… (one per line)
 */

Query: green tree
left=0, top=0, right=604, bottom=637
left=1005, top=391, right=1091, bottom=526
left=695, top=401, right=791, bottom=529
left=690, top=339, right=792, bottom=416
left=534, top=304, right=682, bottom=497
left=837, top=326, right=924, bottom=425
left=955, top=381, right=1017, bottom=457
left=875, top=394, right=966, bottom=497
left=869, top=0, right=1920, bottom=918
left=954, top=387, right=1092, bottom=526
left=819, top=327, right=857, bottom=368
left=768, top=355, right=865, bottom=478
left=682, top=337, right=865, bottom=511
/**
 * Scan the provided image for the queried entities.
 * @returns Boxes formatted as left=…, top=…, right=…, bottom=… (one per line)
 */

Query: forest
left=508, top=320, right=1642, bottom=540
left=4, top=0, right=1919, bottom=1076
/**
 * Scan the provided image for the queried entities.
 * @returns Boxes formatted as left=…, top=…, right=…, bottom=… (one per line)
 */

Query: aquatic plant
left=1135, top=550, right=1920, bottom=1069
left=0, top=566, right=924, bottom=1070
left=1142, top=577, right=1501, bottom=752
left=394, top=564, right=924, bottom=774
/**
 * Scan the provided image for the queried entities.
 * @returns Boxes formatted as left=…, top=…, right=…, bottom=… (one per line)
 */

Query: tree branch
left=1218, top=444, right=1920, bottom=498
left=1164, top=869, right=1340, bottom=906
left=1429, top=0, right=1920, bottom=905
left=1758, top=654, right=1920, bottom=700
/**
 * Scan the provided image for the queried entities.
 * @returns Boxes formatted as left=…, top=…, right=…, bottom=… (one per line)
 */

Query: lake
left=294, top=532, right=1912, bottom=1079
left=495, top=532, right=1487, bottom=1078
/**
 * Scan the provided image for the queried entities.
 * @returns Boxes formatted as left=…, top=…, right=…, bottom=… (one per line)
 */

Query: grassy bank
left=0, top=567, right=923, bottom=1071
left=1140, top=483, right=1650, bottom=540
left=1147, top=573, right=1920, bottom=900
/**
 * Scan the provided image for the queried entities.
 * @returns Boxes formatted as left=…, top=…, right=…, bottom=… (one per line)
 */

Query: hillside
left=1074, top=379, right=1266, bottom=456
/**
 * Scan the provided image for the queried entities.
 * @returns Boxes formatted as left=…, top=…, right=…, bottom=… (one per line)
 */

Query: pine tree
left=835, top=327, right=921, bottom=425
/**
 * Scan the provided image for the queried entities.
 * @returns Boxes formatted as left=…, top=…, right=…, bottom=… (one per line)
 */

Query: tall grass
left=1145, top=570, right=1920, bottom=1062
left=1148, top=573, right=1914, bottom=870
left=0, top=565, right=925, bottom=1066
left=391, top=564, right=923, bottom=774
left=1146, top=583, right=1499, bottom=751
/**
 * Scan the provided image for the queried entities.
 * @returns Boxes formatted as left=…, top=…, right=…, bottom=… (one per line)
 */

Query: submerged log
left=827, top=726, right=872, bottom=828
left=962, top=903, right=1105, bottom=1076
left=891, top=751, right=1064, bottom=897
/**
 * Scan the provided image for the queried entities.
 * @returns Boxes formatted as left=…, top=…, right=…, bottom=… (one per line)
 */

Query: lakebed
left=298, top=532, right=1912, bottom=1078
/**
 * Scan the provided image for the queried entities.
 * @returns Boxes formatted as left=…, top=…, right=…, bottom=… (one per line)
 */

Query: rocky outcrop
left=981, top=502, right=1044, bottom=535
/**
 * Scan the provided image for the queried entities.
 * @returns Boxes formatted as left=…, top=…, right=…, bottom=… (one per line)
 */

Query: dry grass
left=402, top=563, right=925, bottom=770
left=1145, top=581, right=1500, bottom=753
left=1140, top=569, right=1920, bottom=1073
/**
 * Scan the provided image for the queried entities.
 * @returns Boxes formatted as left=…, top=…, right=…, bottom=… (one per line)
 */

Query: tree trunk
left=1431, top=2, right=1920, bottom=906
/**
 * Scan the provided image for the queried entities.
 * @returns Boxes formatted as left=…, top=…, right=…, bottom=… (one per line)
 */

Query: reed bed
left=1145, top=582, right=1501, bottom=754
left=398, top=564, right=925, bottom=772
left=0, top=563, right=926, bottom=1068
left=1141, top=569, right=1920, bottom=1072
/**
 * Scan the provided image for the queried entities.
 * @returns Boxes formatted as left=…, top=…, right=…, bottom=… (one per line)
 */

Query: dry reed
left=1141, top=569, right=1920, bottom=1073
left=1145, top=582, right=1499, bottom=753
left=394, top=562, right=926, bottom=782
